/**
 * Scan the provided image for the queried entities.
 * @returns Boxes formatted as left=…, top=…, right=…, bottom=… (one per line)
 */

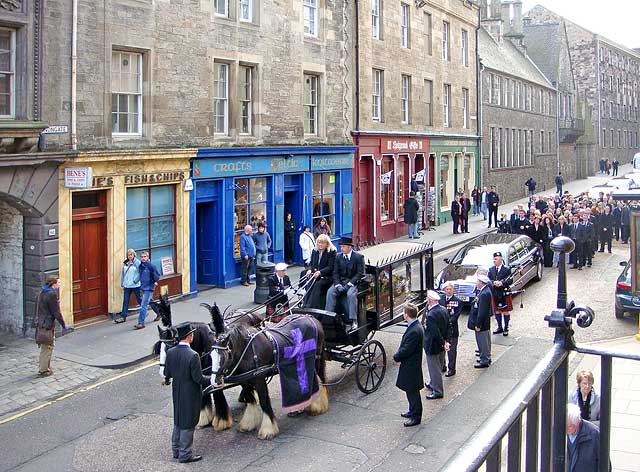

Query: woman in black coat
left=403, top=192, right=420, bottom=239
left=541, top=215, right=555, bottom=267
left=451, top=195, right=462, bottom=234
left=284, top=213, right=297, bottom=264
left=303, top=234, right=336, bottom=310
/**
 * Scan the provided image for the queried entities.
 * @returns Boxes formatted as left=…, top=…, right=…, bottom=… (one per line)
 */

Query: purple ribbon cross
left=283, top=328, right=317, bottom=394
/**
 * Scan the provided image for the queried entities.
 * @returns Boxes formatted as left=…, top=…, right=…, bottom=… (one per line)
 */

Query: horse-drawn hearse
left=152, top=240, right=434, bottom=439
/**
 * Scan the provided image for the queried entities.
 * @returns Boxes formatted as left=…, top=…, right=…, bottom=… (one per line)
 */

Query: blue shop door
left=284, top=174, right=304, bottom=264
left=196, top=201, right=221, bottom=287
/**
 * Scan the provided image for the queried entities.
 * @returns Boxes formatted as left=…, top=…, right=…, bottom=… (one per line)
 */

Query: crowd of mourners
left=497, top=189, right=632, bottom=269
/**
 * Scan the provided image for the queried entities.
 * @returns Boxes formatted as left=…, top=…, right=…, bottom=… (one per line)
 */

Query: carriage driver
left=325, top=237, right=365, bottom=331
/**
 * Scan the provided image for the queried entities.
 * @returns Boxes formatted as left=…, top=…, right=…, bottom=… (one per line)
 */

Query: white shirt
left=343, top=252, right=351, bottom=261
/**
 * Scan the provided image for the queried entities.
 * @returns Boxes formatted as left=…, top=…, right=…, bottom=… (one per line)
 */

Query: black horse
left=151, top=296, right=232, bottom=430
left=211, top=314, right=328, bottom=440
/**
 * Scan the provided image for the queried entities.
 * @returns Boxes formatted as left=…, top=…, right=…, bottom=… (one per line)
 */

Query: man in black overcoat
left=403, top=191, right=420, bottom=239
left=325, top=237, right=365, bottom=330
left=468, top=273, right=493, bottom=368
left=422, top=290, right=450, bottom=400
left=488, top=252, right=513, bottom=336
left=487, top=186, right=500, bottom=228
left=440, top=282, right=462, bottom=377
left=267, top=262, right=292, bottom=322
left=598, top=205, right=613, bottom=253
left=451, top=195, right=461, bottom=234
left=393, top=303, right=424, bottom=427
left=460, top=192, right=472, bottom=233
left=163, top=322, right=212, bottom=463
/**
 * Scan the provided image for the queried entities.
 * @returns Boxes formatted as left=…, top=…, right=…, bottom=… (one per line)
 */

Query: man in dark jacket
left=572, top=212, right=593, bottom=270
left=440, top=282, right=462, bottom=377
left=598, top=205, right=614, bottom=253
left=164, top=322, right=212, bottom=463
left=134, top=251, right=160, bottom=329
left=487, top=186, right=500, bottom=228
left=524, top=177, right=536, bottom=198
left=403, top=191, right=420, bottom=239
left=34, top=275, right=69, bottom=376
left=460, top=192, right=471, bottom=233
left=513, top=208, right=531, bottom=235
left=422, top=291, right=450, bottom=400
left=451, top=195, right=461, bottom=234
left=612, top=159, right=619, bottom=176
left=267, top=263, right=292, bottom=322
left=555, top=172, right=564, bottom=194
left=326, top=237, right=365, bottom=330
left=621, top=204, right=631, bottom=244
left=566, top=403, right=603, bottom=472
left=468, top=273, right=493, bottom=368
left=612, top=203, right=622, bottom=241
left=488, top=252, right=513, bottom=336
left=393, top=303, right=424, bottom=427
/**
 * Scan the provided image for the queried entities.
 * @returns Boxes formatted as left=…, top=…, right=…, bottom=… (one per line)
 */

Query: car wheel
left=534, top=261, right=543, bottom=282
left=614, top=305, right=625, bottom=319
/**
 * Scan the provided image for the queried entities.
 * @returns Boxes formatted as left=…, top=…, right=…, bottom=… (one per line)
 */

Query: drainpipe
left=476, top=6, right=482, bottom=188
left=70, top=0, right=78, bottom=150
left=596, top=37, right=602, bottom=177
left=556, top=90, right=561, bottom=174
left=354, top=0, right=360, bottom=131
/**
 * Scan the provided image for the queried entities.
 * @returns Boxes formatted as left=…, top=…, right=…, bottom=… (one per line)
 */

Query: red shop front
left=352, top=133, right=433, bottom=244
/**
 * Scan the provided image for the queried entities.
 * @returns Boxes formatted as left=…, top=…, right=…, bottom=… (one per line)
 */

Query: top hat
left=339, top=236, right=354, bottom=246
left=175, top=322, right=196, bottom=340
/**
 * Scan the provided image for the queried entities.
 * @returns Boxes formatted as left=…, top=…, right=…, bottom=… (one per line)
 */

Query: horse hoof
left=213, top=414, right=233, bottom=431
left=257, top=415, right=279, bottom=440
left=237, top=402, right=261, bottom=432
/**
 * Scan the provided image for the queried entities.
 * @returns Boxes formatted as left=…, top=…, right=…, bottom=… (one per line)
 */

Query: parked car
left=607, top=177, right=634, bottom=190
left=615, top=259, right=640, bottom=319
left=588, top=184, right=617, bottom=200
left=435, top=233, right=543, bottom=305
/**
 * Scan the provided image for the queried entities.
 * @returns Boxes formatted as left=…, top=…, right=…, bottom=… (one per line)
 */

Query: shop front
left=58, top=150, right=193, bottom=325
left=352, top=133, right=431, bottom=243
left=191, top=146, right=355, bottom=289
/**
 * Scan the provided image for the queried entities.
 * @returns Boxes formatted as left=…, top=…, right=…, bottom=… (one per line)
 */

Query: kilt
left=493, top=295, right=513, bottom=313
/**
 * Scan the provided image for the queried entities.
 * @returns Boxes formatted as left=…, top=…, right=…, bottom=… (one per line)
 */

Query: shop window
left=233, top=178, right=268, bottom=258
left=380, top=158, right=394, bottom=221
left=312, top=172, right=336, bottom=233
left=440, top=155, right=450, bottom=209
left=397, top=157, right=408, bottom=218
left=126, top=185, right=176, bottom=274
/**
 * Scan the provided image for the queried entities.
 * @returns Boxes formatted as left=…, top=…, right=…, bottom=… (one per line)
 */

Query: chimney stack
left=512, top=1, right=523, bottom=36
left=501, top=1, right=512, bottom=35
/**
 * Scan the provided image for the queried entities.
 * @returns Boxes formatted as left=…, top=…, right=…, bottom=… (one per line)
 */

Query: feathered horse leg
left=255, top=378, right=279, bottom=440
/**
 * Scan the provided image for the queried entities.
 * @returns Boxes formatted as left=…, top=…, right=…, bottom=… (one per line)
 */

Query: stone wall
left=0, top=201, right=24, bottom=334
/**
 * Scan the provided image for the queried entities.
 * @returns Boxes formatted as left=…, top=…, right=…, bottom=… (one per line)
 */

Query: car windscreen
left=451, top=243, right=509, bottom=267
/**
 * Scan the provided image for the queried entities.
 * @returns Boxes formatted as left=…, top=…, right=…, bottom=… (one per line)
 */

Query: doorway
left=196, top=200, right=222, bottom=287
left=72, top=191, right=108, bottom=321
left=358, top=157, right=373, bottom=244
left=284, top=174, right=303, bottom=264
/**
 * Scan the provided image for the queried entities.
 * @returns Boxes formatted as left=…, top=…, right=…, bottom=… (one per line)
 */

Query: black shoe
left=503, top=329, right=509, bottom=336
left=587, top=264, right=592, bottom=267
left=475, top=352, right=480, bottom=357
left=404, top=418, right=421, bottom=427
left=179, top=455, right=203, bottom=463
left=570, top=266, right=579, bottom=269
left=442, top=366, right=447, bottom=373
left=400, top=411, right=413, bottom=418
left=474, top=363, right=491, bottom=369
left=598, top=250, right=604, bottom=253
left=426, top=393, right=444, bottom=400
left=424, top=382, right=433, bottom=390
left=578, top=267, right=582, bottom=270
left=493, top=328, right=503, bottom=334
left=445, top=371, right=456, bottom=377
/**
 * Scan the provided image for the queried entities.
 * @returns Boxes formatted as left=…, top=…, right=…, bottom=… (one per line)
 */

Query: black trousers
left=576, top=242, right=591, bottom=267
left=621, top=225, right=630, bottom=243
left=599, top=236, right=612, bottom=252
left=461, top=216, right=469, bottom=233
left=488, top=207, right=498, bottom=227
left=241, top=256, right=254, bottom=283
left=452, top=216, right=460, bottom=234
left=405, top=390, right=422, bottom=420
left=172, top=426, right=195, bottom=461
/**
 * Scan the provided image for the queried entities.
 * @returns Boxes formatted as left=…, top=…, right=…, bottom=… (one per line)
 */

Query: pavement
left=0, top=164, right=638, bottom=469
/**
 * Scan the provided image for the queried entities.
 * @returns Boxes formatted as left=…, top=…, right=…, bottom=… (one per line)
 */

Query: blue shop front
left=190, top=146, right=356, bottom=289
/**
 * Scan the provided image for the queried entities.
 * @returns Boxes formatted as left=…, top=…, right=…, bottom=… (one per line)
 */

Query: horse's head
left=211, top=325, right=249, bottom=386
left=153, top=324, right=178, bottom=354
left=200, top=302, right=227, bottom=336
left=150, top=295, right=172, bottom=327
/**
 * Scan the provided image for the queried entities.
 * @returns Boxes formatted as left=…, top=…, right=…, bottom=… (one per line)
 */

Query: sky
left=520, top=0, right=640, bottom=50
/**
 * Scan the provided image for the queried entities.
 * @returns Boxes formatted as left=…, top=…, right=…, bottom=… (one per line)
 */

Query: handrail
left=440, top=342, right=569, bottom=471
left=575, top=343, right=640, bottom=361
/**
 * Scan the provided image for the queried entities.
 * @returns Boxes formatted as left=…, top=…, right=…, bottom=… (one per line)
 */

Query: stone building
left=478, top=1, right=558, bottom=204
left=351, top=0, right=480, bottom=242
left=527, top=5, right=640, bottom=173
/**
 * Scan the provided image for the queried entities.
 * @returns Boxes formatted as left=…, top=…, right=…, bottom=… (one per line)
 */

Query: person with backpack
left=525, top=177, right=537, bottom=199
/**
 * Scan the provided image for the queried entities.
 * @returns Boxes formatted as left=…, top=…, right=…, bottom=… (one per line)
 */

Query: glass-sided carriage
left=294, top=241, right=434, bottom=394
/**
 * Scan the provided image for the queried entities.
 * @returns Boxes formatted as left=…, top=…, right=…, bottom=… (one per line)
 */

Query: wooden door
left=358, top=158, right=373, bottom=244
left=72, top=192, right=108, bottom=321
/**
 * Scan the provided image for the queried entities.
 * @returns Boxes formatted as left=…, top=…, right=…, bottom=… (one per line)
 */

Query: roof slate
left=522, top=23, right=561, bottom=85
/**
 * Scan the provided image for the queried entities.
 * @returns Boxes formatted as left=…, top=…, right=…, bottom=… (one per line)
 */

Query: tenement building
left=351, top=0, right=480, bottom=242
left=478, top=1, right=558, bottom=204
left=6, top=0, right=355, bottom=330
left=527, top=5, right=640, bottom=174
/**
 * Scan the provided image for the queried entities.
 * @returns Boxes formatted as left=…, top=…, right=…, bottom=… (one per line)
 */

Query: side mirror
left=443, top=258, right=450, bottom=264
left=619, top=261, right=627, bottom=267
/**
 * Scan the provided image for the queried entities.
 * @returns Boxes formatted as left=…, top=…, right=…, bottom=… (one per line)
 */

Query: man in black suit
left=468, top=273, right=493, bottom=368
left=393, top=303, right=424, bottom=427
left=451, top=195, right=461, bottom=234
left=460, top=192, right=472, bottom=233
left=440, top=282, right=462, bottom=377
left=488, top=252, right=513, bottom=336
left=513, top=208, right=531, bottom=235
left=572, top=212, right=593, bottom=270
left=509, top=206, right=520, bottom=234
left=163, top=322, right=212, bottom=463
left=267, top=262, right=292, bottom=322
left=422, top=290, right=450, bottom=400
left=325, top=237, right=365, bottom=330
left=487, top=185, right=500, bottom=228
left=598, top=205, right=613, bottom=253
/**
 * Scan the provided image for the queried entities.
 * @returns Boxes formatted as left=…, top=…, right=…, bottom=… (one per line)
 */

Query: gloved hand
left=334, top=284, right=344, bottom=294
left=284, top=288, right=293, bottom=296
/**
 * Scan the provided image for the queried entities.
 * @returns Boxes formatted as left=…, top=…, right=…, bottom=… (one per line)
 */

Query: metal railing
left=441, top=236, right=640, bottom=472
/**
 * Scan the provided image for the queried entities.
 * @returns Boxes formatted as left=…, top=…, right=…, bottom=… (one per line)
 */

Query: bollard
left=254, top=261, right=275, bottom=304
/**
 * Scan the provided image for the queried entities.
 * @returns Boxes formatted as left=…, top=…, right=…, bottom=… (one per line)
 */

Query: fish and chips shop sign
left=383, top=138, right=426, bottom=153
left=64, top=167, right=93, bottom=189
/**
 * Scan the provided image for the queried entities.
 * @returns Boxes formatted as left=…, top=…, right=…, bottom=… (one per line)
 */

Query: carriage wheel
left=355, top=339, right=386, bottom=394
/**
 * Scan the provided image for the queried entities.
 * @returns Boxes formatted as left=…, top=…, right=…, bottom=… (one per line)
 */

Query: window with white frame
left=240, top=0, right=252, bottom=21
left=303, top=0, right=318, bottom=37
left=214, top=0, right=229, bottom=17
left=424, top=79, right=433, bottom=126
left=372, top=0, right=381, bottom=39
left=461, top=29, right=468, bottom=67
left=442, top=21, right=450, bottom=61
left=111, top=51, right=143, bottom=135
left=401, top=75, right=410, bottom=123
left=424, top=12, right=432, bottom=56
left=372, top=69, right=383, bottom=121
left=497, top=76, right=502, bottom=106
left=462, top=88, right=469, bottom=129
left=511, top=80, right=516, bottom=108
left=488, top=73, right=494, bottom=104
left=0, top=28, right=15, bottom=118
left=239, top=65, right=253, bottom=134
left=213, top=62, right=229, bottom=135
left=400, top=3, right=409, bottom=48
left=443, top=83, right=451, bottom=128
left=304, top=74, right=319, bottom=135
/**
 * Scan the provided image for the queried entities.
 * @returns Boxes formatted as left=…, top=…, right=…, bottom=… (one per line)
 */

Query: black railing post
left=552, top=355, right=569, bottom=472
left=540, top=379, right=554, bottom=472
left=599, top=355, right=613, bottom=472
left=525, top=392, right=540, bottom=472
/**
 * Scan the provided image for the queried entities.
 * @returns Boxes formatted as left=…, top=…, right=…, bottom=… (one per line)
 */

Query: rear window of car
left=452, top=243, right=509, bottom=267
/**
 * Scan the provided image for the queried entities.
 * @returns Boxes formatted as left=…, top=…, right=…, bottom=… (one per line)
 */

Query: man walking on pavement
left=480, top=186, right=489, bottom=221
left=163, top=322, right=213, bottom=463
left=468, top=272, right=492, bottom=368
left=240, top=224, right=257, bottom=286
left=487, top=185, right=500, bottom=228
left=422, top=290, right=450, bottom=400
left=524, top=177, right=536, bottom=199
left=403, top=191, right=420, bottom=239
left=612, top=159, right=619, bottom=176
left=393, top=303, right=424, bottom=427
left=134, top=251, right=160, bottom=330
left=555, top=172, right=564, bottom=194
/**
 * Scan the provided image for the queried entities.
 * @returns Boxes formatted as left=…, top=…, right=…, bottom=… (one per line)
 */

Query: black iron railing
left=441, top=236, right=640, bottom=472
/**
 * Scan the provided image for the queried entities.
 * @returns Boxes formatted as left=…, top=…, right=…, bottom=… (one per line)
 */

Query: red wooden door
left=358, top=158, right=373, bottom=244
left=72, top=192, right=108, bottom=321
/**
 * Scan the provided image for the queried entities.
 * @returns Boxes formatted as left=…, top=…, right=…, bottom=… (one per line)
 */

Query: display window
left=397, top=156, right=409, bottom=218
left=233, top=177, right=268, bottom=258
left=126, top=185, right=177, bottom=274
left=380, top=157, right=394, bottom=222
left=312, top=172, right=336, bottom=234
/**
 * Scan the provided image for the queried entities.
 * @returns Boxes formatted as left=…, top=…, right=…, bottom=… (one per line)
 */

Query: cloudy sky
left=521, top=0, right=640, bottom=50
